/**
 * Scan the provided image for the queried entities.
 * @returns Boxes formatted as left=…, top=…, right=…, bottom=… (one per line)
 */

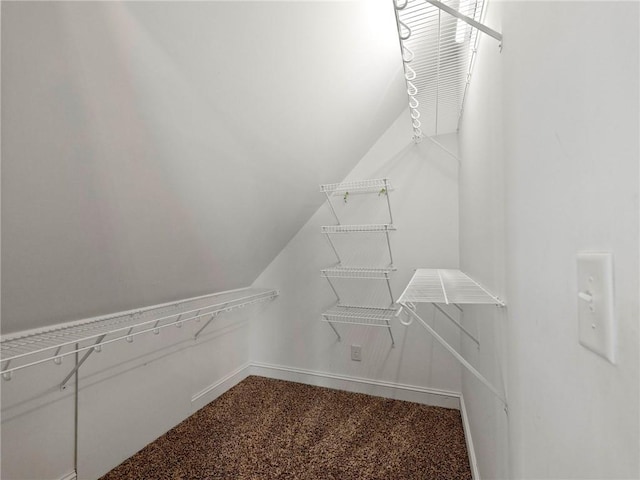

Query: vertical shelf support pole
left=383, top=179, right=394, bottom=225
left=384, top=272, right=395, bottom=305
left=385, top=227, right=394, bottom=266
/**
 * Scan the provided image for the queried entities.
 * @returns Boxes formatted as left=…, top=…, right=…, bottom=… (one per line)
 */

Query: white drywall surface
left=1, top=0, right=405, bottom=334
left=458, top=1, right=640, bottom=478
left=251, top=111, right=463, bottom=395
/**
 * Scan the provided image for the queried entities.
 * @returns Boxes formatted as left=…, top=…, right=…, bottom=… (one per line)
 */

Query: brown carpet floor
left=100, top=376, right=472, bottom=480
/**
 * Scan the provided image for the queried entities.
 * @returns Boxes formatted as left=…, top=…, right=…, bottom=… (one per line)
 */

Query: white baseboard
left=249, top=362, right=461, bottom=410
left=191, top=362, right=251, bottom=410
left=60, top=472, right=77, bottom=480
left=459, top=394, right=481, bottom=480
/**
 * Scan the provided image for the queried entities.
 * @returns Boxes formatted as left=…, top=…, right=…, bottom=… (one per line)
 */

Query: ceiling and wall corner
left=1, top=0, right=406, bottom=334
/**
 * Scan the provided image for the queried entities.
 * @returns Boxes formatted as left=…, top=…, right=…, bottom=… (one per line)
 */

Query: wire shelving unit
left=397, top=268, right=506, bottom=406
left=0, top=287, right=279, bottom=389
left=319, top=179, right=398, bottom=346
left=391, top=0, right=502, bottom=141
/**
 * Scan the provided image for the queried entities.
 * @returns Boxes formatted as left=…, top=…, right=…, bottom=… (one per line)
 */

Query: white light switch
left=577, top=253, right=616, bottom=363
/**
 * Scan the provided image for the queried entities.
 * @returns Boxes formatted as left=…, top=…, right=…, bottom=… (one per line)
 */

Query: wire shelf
left=321, top=266, right=396, bottom=280
left=398, top=269, right=504, bottom=306
left=320, top=178, right=393, bottom=196
left=321, top=305, right=398, bottom=327
left=1, top=288, right=279, bottom=380
left=321, top=224, right=396, bottom=234
left=393, top=0, right=489, bottom=139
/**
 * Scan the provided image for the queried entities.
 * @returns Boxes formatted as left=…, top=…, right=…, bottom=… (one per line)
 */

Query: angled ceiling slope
left=1, top=1, right=406, bottom=333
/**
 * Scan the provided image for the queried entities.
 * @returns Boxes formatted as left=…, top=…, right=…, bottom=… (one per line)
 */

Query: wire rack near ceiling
left=393, top=0, right=486, bottom=140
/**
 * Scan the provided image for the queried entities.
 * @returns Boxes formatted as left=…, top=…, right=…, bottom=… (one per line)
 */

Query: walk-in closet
left=2, top=1, right=638, bottom=479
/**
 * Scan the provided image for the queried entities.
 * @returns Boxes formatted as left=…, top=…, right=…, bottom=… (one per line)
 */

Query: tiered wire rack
left=319, top=178, right=398, bottom=346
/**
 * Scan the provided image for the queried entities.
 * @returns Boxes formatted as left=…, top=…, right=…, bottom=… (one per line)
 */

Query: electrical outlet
left=351, top=345, right=362, bottom=361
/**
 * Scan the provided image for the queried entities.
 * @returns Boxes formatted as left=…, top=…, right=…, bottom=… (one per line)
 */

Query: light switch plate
left=577, top=252, right=616, bottom=363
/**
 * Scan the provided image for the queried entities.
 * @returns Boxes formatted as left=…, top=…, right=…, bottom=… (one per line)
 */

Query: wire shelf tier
left=393, top=0, right=488, bottom=139
left=398, top=269, right=504, bottom=306
left=321, top=224, right=396, bottom=234
left=321, top=306, right=398, bottom=327
left=0, top=288, right=279, bottom=378
left=320, top=178, right=393, bottom=196
left=321, top=266, right=397, bottom=280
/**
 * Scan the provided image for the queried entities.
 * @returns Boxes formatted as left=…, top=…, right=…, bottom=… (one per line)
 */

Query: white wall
left=1, top=0, right=405, bottom=334
left=457, top=2, right=509, bottom=479
left=458, top=1, right=640, bottom=479
left=251, top=111, right=463, bottom=398
left=1, top=296, right=270, bottom=480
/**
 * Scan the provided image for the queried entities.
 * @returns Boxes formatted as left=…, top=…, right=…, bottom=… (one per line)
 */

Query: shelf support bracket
left=324, top=233, right=342, bottom=264
left=60, top=334, right=106, bottom=391
left=325, top=319, right=342, bottom=341
left=433, top=303, right=479, bottom=347
left=194, top=310, right=222, bottom=340
left=423, top=0, right=502, bottom=42
left=323, top=191, right=341, bottom=225
left=402, top=303, right=506, bottom=407
left=324, top=277, right=341, bottom=303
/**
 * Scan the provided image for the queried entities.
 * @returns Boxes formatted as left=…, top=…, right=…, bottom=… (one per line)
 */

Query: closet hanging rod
left=0, top=288, right=279, bottom=380
left=423, top=0, right=502, bottom=42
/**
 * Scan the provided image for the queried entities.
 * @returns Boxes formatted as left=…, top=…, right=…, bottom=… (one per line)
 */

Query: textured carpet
left=100, top=376, right=472, bottom=480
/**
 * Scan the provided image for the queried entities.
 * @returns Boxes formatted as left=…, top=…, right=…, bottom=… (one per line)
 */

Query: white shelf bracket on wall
left=0, top=288, right=279, bottom=389
left=397, top=269, right=506, bottom=407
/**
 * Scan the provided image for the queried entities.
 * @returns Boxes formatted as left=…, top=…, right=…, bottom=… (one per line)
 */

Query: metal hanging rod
left=0, top=287, right=279, bottom=386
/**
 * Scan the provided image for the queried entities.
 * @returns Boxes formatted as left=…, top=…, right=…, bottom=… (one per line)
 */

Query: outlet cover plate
left=577, top=252, right=616, bottom=364
left=351, top=345, right=362, bottom=362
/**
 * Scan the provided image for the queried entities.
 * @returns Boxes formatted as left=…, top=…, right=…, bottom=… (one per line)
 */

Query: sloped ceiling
left=1, top=1, right=406, bottom=333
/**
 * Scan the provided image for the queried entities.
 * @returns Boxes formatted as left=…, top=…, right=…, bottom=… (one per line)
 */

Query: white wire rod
left=319, top=178, right=393, bottom=195
left=409, top=61, right=469, bottom=76
left=401, top=304, right=506, bottom=406
left=0, top=289, right=279, bottom=374
left=405, top=20, right=459, bottom=35
left=2, top=291, right=279, bottom=378
left=1, top=290, right=271, bottom=362
left=423, top=0, right=501, bottom=41
left=424, top=135, right=459, bottom=161
left=0, top=322, right=124, bottom=353
left=409, top=55, right=472, bottom=72
left=321, top=266, right=397, bottom=280
left=410, top=49, right=471, bottom=65
left=1, top=286, right=257, bottom=347
left=321, top=224, right=396, bottom=234
left=398, top=269, right=504, bottom=306
left=432, top=303, right=479, bottom=346
left=321, top=305, right=398, bottom=326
